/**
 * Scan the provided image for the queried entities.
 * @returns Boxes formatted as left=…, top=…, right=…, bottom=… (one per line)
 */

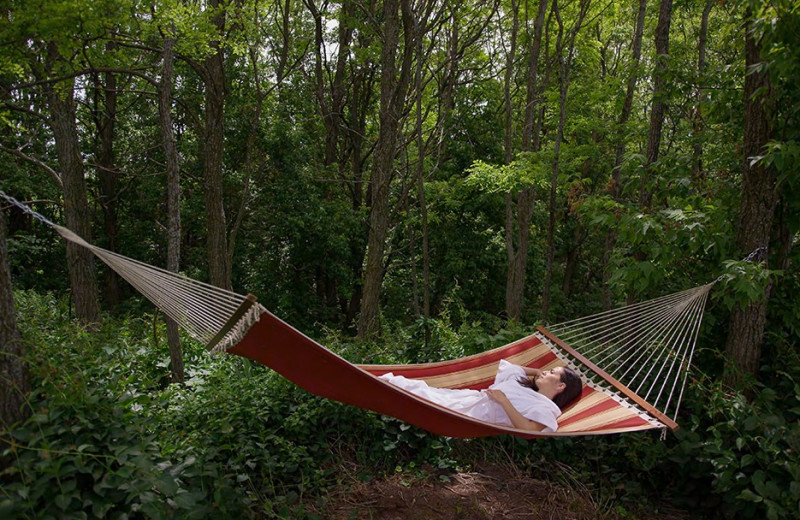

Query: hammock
left=3, top=191, right=713, bottom=437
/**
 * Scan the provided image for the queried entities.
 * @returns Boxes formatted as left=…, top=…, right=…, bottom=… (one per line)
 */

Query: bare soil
left=313, top=462, right=691, bottom=520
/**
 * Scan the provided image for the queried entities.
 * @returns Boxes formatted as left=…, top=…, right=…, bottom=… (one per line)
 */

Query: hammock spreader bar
left=537, top=326, right=678, bottom=430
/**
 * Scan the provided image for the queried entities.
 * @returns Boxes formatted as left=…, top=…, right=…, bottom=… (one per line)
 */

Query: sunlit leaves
left=465, top=156, right=549, bottom=194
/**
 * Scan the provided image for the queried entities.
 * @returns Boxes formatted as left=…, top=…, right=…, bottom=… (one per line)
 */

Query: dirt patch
left=314, top=463, right=688, bottom=520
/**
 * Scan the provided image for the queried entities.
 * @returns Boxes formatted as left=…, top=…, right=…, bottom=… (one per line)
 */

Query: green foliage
left=671, top=368, right=800, bottom=520
left=2, top=292, right=247, bottom=519
left=465, top=156, right=550, bottom=194
left=716, top=259, right=776, bottom=309
left=0, top=293, right=468, bottom=518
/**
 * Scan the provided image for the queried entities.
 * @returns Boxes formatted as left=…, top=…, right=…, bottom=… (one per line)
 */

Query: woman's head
left=550, top=366, right=582, bottom=409
left=519, top=366, right=583, bottom=410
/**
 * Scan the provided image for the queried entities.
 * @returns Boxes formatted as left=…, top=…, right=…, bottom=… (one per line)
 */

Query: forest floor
left=311, top=462, right=692, bottom=520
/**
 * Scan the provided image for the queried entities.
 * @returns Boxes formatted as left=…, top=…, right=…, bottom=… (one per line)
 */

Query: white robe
left=379, top=360, right=561, bottom=432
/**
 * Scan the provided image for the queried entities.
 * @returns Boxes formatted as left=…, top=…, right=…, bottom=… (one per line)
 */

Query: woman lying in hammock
left=380, top=360, right=583, bottom=433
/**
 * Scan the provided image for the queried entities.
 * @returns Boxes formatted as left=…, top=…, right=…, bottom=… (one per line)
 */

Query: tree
left=640, top=0, right=673, bottom=209
left=91, top=42, right=123, bottom=308
left=504, top=0, right=548, bottom=322
left=358, top=0, right=416, bottom=338
left=158, top=34, right=185, bottom=384
left=502, top=0, right=526, bottom=322
left=43, top=48, right=101, bottom=325
left=0, top=207, right=29, bottom=431
left=601, top=0, right=647, bottom=310
left=541, top=0, right=591, bottom=320
left=722, top=6, right=778, bottom=387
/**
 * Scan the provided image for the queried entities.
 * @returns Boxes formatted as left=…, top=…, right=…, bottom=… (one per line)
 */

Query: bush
left=5, top=290, right=799, bottom=519
left=1, top=292, right=247, bottom=519
left=670, top=371, right=800, bottom=519
left=1, top=291, right=463, bottom=519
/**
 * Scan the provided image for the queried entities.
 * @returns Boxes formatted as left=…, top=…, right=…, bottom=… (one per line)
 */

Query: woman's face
left=535, top=367, right=566, bottom=395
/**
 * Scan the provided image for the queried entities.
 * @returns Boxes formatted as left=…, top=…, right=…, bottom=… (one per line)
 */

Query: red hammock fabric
left=227, top=310, right=663, bottom=438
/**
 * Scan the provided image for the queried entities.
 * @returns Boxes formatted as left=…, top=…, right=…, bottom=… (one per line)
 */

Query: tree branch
left=0, top=145, right=63, bottom=188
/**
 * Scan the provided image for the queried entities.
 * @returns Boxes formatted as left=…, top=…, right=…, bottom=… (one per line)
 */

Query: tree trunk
left=435, top=10, right=458, bottom=165
left=723, top=11, right=777, bottom=388
left=503, top=0, right=519, bottom=166
left=601, top=0, right=647, bottom=310
left=522, top=0, right=548, bottom=152
left=611, top=0, right=647, bottom=193
left=640, top=0, right=673, bottom=209
left=358, top=0, right=414, bottom=338
left=414, top=5, right=431, bottom=345
left=45, top=45, right=101, bottom=325
left=503, top=0, right=546, bottom=322
left=505, top=190, right=535, bottom=321
left=159, top=36, right=184, bottom=384
left=307, top=0, right=354, bottom=311
left=692, top=0, right=714, bottom=184
left=94, top=55, right=122, bottom=308
left=203, top=0, right=230, bottom=290
left=0, top=208, right=29, bottom=432
left=342, top=54, right=373, bottom=329
left=306, top=0, right=351, bottom=169
left=502, top=0, right=524, bottom=321
left=542, top=0, right=588, bottom=321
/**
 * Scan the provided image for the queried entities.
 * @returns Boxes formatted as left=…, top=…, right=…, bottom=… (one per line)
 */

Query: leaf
left=737, top=489, right=763, bottom=503
left=171, top=490, right=199, bottom=509
left=54, top=494, right=71, bottom=510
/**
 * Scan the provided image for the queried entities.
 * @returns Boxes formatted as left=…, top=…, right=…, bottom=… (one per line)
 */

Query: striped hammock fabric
left=228, top=308, right=666, bottom=437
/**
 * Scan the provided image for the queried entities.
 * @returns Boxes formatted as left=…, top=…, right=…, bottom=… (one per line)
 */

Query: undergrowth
left=2, top=290, right=799, bottom=519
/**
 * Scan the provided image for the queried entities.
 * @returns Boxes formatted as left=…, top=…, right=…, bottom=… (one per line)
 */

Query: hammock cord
left=0, top=190, right=256, bottom=348
left=547, top=284, right=712, bottom=422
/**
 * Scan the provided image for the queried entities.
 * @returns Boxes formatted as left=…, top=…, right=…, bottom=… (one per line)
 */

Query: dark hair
left=518, top=367, right=583, bottom=410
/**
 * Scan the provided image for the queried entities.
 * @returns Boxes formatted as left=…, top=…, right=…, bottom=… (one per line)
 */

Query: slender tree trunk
left=358, top=0, right=414, bottom=337
left=506, top=190, right=534, bottom=321
left=94, top=55, right=121, bottom=308
left=203, top=0, right=230, bottom=290
left=0, top=208, right=29, bottom=433
left=522, top=0, right=548, bottom=151
left=503, top=0, right=519, bottom=166
left=601, top=0, right=647, bottom=310
left=542, top=0, right=589, bottom=321
left=504, top=0, right=546, bottom=321
left=44, top=46, right=100, bottom=325
left=692, top=0, right=714, bottom=184
left=436, top=11, right=458, bottom=164
left=612, top=0, right=647, bottom=191
left=306, top=0, right=351, bottom=169
left=343, top=58, right=372, bottom=329
left=307, top=0, right=353, bottom=310
left=723, top=10, right=777, bottom=387
left=641, top=0, right=673, bottom=209
left=159, top=36, right=184, bottom=384
left=414, top=6, right=431, bottom=345
left=502, top=0, right=524, bottom=321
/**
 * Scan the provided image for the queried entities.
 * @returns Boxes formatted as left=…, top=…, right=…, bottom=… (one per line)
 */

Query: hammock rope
left=2, top=189, right=754, bottom=436
left=546, top=284, right=711, bottom=423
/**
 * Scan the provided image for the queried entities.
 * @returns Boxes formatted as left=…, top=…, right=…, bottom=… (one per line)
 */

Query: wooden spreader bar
left=206, top=293, right=259, bottom=351
left=537, top=326, right=680, bottom=431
